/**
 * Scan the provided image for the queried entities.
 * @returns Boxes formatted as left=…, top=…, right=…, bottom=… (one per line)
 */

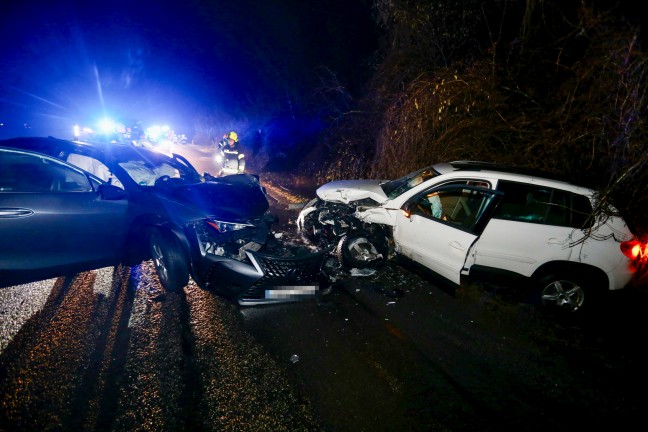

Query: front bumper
left=198, top=249, right=331, bottom=305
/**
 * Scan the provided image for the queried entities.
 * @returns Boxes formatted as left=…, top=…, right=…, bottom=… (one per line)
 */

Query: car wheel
left=336, top=231, right=386, bottom=269
left=150, top=229, right=190, bottom=292
left=537, top=274, right=587, bottom=313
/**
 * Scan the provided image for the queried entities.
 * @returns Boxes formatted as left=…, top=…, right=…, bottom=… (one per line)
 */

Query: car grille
left=237, top=250, right=330, bottom=305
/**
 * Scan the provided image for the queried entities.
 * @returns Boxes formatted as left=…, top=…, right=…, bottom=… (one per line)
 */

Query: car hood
left=155, top=180, right=269, bottom=220
left=316, top=179, right=388, bottom=204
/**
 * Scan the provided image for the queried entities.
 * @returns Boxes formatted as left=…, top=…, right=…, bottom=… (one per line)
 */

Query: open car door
left=394, top=184, right=501, bottom=285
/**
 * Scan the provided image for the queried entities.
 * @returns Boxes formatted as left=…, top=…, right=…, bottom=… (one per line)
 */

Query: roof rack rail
left=449, top=160, right=574, bottom=184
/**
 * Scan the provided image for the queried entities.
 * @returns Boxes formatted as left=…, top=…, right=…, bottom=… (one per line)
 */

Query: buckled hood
left=316, top=179, right=388, bottom=205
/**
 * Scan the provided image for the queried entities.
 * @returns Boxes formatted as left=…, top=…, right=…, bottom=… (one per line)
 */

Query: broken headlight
left=191, top=218, right=270, bottom=259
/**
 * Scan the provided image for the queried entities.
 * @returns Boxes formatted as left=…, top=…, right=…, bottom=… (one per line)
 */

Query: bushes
left=305, top=0, right=647, bottom=236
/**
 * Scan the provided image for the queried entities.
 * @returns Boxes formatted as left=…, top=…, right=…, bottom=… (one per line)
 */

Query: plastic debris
left=350, top=268, right=376, bottom=277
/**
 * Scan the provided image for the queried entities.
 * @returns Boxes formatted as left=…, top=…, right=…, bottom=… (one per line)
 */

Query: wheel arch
left=124, top=214, right=193, bottom=267
left=532, top=261, right=609, bottom=291
left=362, top=222, right=394, bottom=257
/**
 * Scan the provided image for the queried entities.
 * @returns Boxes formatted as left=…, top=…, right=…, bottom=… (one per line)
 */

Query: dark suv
left=1, top=137, right=328, bottom=305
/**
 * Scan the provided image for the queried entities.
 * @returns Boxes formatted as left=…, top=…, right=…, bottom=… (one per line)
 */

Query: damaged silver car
left=2, top=136, right=330, bottom=305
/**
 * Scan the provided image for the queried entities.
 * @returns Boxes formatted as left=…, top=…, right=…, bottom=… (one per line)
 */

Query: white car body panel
left=355, top=207, right=395, bottom=226
left=575, top=217, right=634, bottom=290
left=394, top=213, right=478, bottom=284
left=473, top=218, right=577, bottom=277
left=316, top=179, right=388, bottom=204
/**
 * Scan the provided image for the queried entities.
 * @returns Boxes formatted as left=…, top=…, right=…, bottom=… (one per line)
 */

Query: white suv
left=297, top=161, right=637, bottom=312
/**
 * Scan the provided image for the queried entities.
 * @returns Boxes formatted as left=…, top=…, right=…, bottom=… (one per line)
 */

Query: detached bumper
left=199, top=249, right=331, bottom=305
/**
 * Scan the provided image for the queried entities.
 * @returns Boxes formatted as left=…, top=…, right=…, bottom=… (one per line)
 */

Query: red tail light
left=621, top=239, right=648, bottom=286
left=621, top=240, right=648, bottom=261
left=621, top=240, right=642, bottom=260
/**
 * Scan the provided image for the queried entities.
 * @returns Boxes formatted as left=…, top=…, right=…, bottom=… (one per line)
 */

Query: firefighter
left=218, top=131, right=245, bottom=174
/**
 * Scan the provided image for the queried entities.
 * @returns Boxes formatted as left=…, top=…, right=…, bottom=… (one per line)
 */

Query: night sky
left=0, top=0, right=378, bottom=139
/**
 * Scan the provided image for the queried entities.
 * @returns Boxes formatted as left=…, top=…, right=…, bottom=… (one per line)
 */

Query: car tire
left=150, top=229, right=190, bottom=292
left=336, top=230, right=387, bottom=269
left=536, top=273, right=591, bottom=313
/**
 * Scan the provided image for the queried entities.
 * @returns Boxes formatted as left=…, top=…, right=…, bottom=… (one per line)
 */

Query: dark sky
left=0, top=0, right=378, bottom=138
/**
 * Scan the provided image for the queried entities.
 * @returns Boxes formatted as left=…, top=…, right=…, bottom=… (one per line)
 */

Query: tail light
left=621, top=239, right=648, bottom=278
left=621, top=240, right=646, bottom=261
left=620, top=238, right=648, bottom=289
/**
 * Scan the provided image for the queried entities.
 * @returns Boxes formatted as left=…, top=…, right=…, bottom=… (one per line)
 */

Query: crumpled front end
left=190, top=216, right=331, bottom=305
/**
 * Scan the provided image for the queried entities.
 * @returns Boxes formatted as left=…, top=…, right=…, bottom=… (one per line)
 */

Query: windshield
left=381, top=166, right=440, bottom=199
left=115, top=151, right=202, bottom=187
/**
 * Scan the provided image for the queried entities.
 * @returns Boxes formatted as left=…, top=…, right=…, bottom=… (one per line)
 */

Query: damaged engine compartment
left=297, top=198, right=392, bottom=269
left=297, top=198, right=376, bottom=243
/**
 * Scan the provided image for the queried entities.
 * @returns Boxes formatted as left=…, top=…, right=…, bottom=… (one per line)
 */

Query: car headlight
left=206, top=219, right=255, bottom=233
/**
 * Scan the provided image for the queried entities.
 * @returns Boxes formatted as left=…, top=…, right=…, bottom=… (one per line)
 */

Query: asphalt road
left=1, top=144, right=647, bottom=431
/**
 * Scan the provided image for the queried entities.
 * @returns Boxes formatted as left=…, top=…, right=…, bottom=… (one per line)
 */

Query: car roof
left=427, top=161, right=596, bottom=197
left=432, top=160, right=589, bottom=188
left=0, top=136, right=102, bottom=154
left=0, top=136, right=170, bottom=162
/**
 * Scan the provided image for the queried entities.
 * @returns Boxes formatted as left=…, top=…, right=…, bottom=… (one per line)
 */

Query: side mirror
left=401, top=202, right=414, bottom=218
left=98, top=183, right=127, bottom=200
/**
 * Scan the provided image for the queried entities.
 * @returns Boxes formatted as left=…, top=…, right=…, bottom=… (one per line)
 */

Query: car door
left=0, top=149, right=129, bottom=284
left=472, top=181, right=582, bottom=278
left=394, top=184, right=500, bottom=285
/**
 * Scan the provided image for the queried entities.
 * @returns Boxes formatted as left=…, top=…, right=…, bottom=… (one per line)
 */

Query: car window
left=493, top=181, right=593, bottom=228
left=66, top=153, right=123, bottom=189
left=0, top=150, right=93, bottom=193
left=437, top=179, right=491, bottom=189
left=411, top=186, right=496, bottom=232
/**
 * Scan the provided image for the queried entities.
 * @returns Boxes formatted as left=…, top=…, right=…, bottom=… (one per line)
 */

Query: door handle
left=547, top=238, right=565, bottom=245
left=0, top=207, right=34, bottom=218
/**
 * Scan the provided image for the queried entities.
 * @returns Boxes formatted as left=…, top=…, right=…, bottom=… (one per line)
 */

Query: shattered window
left=119, top=160, right=180, bottom=186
